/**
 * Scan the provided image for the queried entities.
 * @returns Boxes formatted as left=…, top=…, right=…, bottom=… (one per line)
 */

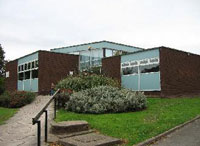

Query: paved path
left=151, top=118, right=200, bottom=146
left=0, top=96, right=53, bottom=146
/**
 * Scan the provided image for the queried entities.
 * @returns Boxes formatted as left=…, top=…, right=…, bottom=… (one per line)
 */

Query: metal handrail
left=32, top=89, right=60, bottom=146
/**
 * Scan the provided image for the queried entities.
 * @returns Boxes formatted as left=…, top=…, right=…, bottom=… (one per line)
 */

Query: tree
left=0, top=44, right=5, bottom=77
left=0, top=44, right=5, bottom=94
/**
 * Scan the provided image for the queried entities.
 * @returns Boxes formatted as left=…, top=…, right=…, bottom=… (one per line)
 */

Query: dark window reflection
left=32, top=70, right=38, bottom=79
left=28, top=63, right=31, bottom=69
left=140, top=64, right=159, bottom=73
left=25, top=71, right=30, bottom=79
left=18, top=73, right=24, bottom=80
left=32, top=62, right=35, bottom=68
left=122, top=66, right=138, bottom=75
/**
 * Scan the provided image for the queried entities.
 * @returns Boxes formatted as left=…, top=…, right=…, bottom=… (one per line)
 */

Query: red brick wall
left=5, top=60, right=17, bottom=92
left=38, top=51, right=79, bottom=94
left=160, top=47, right=200, bottom=97
left=102, top=56, right=121, bottom=82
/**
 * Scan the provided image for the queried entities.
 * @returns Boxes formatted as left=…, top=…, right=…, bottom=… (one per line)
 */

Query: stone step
left=57, top=133, right=122, bottom=146
left=48, top=129, right=96, bottom=143
left=57, top=129, right=96, bottom=139
left=50, top=121, right=89, bottom=135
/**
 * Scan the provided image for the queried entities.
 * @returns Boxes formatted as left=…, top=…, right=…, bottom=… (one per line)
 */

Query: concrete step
left=48, top=129, right=96, bottom=143
left=50, top=121, right=89, bottom=135
left=57, top=129, right=96, bottom=139
left=57, top=133, right=122, bottom=146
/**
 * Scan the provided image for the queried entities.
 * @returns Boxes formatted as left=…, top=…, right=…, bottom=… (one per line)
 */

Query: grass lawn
left=56, top=98, right=200, bottom=145
left=0, top=107, right=18, bottom=125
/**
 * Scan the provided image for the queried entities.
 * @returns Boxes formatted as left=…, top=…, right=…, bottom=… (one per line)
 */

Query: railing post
left=37, top=120, right=41, bottom=146
left=44, top=110, right=48, bottom=142
left=54, top=97, right=56, bottom=119
left=32, top=89, right=60, bottom=146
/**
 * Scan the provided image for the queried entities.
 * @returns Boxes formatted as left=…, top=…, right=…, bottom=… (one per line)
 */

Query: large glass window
left=80, top=49, right=103, bottom=71
left=140, top=64, right=159, bottom=73
left=17, top=59, right=39, bottom=80
left=121, top=57, right=160, bottom=75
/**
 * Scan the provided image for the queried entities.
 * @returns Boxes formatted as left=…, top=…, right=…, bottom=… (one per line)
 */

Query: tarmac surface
left=0, top=95, right=53, bottom=146
left=151, top=118, right=200, bottom=146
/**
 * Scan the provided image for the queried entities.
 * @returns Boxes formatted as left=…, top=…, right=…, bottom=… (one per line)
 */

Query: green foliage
left=0, top=91, right=10, bottom=107
left=0, top=77, right=5, bottom=94
left=56, top=74, right=120, bottom=92
left=0, top=91, right=36, bottom=108
left=85, top=66, right=102, bottom=75
left=57, top=97, right=200, bottom=146
left=0, top=44, right=6, bottom=77
left=56, top=90, right=71, bottom=108
left=66, top=86, right=147, bottom=114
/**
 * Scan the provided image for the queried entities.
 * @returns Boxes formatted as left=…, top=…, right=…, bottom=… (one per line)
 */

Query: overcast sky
left=1, top=0, right=200, bottom=60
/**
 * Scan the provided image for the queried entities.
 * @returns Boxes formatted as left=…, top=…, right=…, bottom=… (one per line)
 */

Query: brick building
left=5, top=41, right=200, bottom=96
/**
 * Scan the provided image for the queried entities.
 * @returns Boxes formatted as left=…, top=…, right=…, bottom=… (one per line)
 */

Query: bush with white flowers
left=66, top=86, right=147, bottom=114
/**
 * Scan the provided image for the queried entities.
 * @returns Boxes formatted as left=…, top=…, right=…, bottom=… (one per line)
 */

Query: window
left=32, top=69, right=38, bottom=78
left=18, top=66, right=21, bottom=72
left=140, top=64, right=159, bottom=73
left=140, top=59, right=148, bottom=65
left=25, top=71, right=30, bottom=79
left=121, top=62, right=129, bottom=68
left=105, top=49, right=113, bottom=57
left=25, top=64, right=28, bottom=70
left=18, top=73, right=24, bottom=80
left=122, top=66, right=138, bottom=75
left=130, top=61, right=138, bottom=66
left=6, top=72, right=9, bottom=78
left=35, top=60, right=39, bottom=68
left=79, top=49, right=103, bottom=71
left=32, top=61, right=35, bottom=68
left=28, top=63, right=31, bottom=69
left=21, top=65, right=24, bottom=71
left=150, top=58, right=159, bottom=64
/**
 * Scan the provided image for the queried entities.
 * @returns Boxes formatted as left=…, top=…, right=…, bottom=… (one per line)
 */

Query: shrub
left=0, top=91, right=36, bottom=108
left=66, top=86, right=147, bottom=114
left=0, top=91, right=10, bottom=107
left=56, top=74, right=120, bottom=92
left=56, top=89, right=71, bottom=108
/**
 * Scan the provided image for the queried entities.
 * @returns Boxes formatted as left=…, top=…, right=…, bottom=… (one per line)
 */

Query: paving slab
left=58, top=132, right=122, bottom=146
left=0, top=95, right=53, bottom=146
left=151, top=118, right=200, bottom=146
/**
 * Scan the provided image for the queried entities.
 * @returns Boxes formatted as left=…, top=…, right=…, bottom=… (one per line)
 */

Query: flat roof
left=50, top=40, right=144, bottom=51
